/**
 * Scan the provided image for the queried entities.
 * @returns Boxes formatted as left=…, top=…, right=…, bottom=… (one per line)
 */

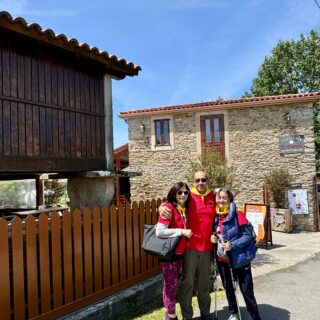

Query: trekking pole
left=212, top=246, right=220, bottom=320
left=229, top=266, right=242, bottom=320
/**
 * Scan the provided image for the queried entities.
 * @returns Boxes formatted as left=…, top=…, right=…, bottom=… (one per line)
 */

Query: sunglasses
left=177, top=190, right=189, bottom=196
left=194, top=178, right=207, bottom=183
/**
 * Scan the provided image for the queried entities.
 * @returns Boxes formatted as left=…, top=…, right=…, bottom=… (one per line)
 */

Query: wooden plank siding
left=0, top=29, right=106, bottom=172
left=0, top=200, right=161, bottom=320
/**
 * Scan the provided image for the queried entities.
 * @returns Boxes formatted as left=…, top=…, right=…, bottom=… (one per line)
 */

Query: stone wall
left=127, top=103, right=318, bottom=231
left=228, top=103, right=317, bottom=231
left=128, top=114, right=198, bottom=200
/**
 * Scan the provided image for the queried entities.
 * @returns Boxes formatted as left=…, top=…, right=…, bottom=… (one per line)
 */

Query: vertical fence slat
left=63, top=210, right=73, bottom=304
left=118, top=204, right=126, bottom=282
left=132, top=202, right=141, bottom=275
left=152, top=199, right=160, bottom=267
left=12, top=217, right=25, bottom=320
left=139, top=201, right=147, bottom=273
left=83, top=208, right=93, bottom=295
left=25, top=215, right=39, bottom=318
left=0, top=219, right=11, bottom=320
left=39, top=213, right=51, bottom=314
left=73, top=209, right=84, bottom=299
left=101, top=207, right=111, bottom=288
left=125, top=203, right=134, bottom=279
left=110, top=205, right=119, bottom=285
left=51, top=212, right=63, bottom=308
left=93, top=207, right=102, bottom=291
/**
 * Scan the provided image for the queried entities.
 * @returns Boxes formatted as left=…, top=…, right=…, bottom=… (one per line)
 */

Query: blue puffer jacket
left=214, top=201, right=256, bottom=269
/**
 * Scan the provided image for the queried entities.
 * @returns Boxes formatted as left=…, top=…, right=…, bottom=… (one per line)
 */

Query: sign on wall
left=279, top=135, right=304, bottom=154
left=288, top=188, right=308, bottom=214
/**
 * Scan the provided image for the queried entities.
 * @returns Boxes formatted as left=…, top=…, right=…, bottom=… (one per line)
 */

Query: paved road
left=207, top=253, right=320, bottom=320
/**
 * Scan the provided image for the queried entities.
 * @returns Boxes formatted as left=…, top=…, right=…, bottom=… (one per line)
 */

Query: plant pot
left=271, top=208, right=292, bottom=233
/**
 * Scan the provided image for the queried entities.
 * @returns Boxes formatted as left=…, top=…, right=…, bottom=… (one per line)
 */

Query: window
left=155, top=119, right=170, bottom=146
left=200, top=114, right=225, bottom=159
left=151, top=115, right=174, bottom=151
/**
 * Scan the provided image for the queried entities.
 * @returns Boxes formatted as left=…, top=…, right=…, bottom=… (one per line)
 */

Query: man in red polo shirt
left=159, top=170, right=216, bottom=320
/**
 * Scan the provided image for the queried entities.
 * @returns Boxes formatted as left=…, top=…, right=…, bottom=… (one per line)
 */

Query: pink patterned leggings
left=160, top=259, right=183, bottom=315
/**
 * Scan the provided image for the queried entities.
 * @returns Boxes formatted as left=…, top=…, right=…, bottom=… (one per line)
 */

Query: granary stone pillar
left=67, top=74, right=117, bottom=211
left=67, top=171, right=115, bottom=211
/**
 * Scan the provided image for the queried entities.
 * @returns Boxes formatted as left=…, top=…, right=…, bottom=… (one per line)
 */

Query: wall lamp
left=285, top=112, right=291, bottom=122
left=139, top=122, right=145, bottom=133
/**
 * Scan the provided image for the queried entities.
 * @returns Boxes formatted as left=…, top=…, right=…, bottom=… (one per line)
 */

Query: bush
left=44, top=179, right=67, bottom=207
left=263, top=168, right=292, bottom=209
left=186, top=149, right=237, bottom=190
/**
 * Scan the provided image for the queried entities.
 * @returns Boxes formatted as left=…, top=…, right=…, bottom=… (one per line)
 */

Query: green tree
left=186, top=149, right=237, bottom=191
left=245, top=30, right=320, bottom=171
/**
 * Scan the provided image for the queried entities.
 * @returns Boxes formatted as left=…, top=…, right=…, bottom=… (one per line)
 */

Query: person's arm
left=155, top=222, right=193, bottom=238
left=229, top=224, right=252, bottom=249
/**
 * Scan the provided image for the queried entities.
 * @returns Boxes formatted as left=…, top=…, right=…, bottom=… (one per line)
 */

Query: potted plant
left=263, top=168, right=293, bottom=232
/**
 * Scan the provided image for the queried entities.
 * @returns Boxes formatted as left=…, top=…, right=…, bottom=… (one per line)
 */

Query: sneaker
left=164, top=314, right=178, bottom=320
left=227, top=314, right=240, bottom=320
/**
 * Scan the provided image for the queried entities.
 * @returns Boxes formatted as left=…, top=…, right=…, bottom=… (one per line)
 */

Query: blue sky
left=2, top=0, right=320, bottom=147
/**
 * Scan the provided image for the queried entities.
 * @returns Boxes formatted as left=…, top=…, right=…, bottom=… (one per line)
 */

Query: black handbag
left=142, top=224, right=181, bottom=260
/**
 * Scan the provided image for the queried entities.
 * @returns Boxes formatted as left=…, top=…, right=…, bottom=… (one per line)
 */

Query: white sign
left=288, top=189, right=308, bottom=215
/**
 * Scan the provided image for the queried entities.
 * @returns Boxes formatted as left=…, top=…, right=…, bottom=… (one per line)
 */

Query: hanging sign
left=279, top=135, right=304, bottom=154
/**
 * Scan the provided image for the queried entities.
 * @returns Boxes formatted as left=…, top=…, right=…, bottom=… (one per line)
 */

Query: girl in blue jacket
left=211, top=188, right=262, bottom=320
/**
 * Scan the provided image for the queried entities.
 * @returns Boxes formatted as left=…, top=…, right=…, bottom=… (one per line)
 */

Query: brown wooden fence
left=0, top=199, right=161, bottom=320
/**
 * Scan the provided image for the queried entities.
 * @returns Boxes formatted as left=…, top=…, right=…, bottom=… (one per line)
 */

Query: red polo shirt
left=186, top=190, right=216, bottom=251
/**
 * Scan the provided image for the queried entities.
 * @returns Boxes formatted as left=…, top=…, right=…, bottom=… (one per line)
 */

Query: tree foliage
left=44, top=180, right=67, bottom=206
left=186, top=149, right=237, bottom=191
left=245, top=30, right=320, bottom=172
left=245, top=30, right=320, bottom=96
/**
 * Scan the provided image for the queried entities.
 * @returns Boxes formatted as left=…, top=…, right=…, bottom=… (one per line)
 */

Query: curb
left=57, top=274, right=163, bottom=320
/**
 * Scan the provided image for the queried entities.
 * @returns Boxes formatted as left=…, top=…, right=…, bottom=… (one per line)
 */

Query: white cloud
left=0, top=0, right=27, bottom=15
left=163, top=0, right=268, bottom=10
left=0, top=0, right=76, bottom=17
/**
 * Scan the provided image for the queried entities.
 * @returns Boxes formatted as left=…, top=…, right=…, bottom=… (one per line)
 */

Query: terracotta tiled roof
left=0, top=11, right=141, bottom=78
left=114, top=143, right=128, bottom=155
left=119, top=92, right=320, bottom=119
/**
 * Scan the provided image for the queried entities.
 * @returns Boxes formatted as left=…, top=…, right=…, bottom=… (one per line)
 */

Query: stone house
left=119, top=93, right=320, bottom=231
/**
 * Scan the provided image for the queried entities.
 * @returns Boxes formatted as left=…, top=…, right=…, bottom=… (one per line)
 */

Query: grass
left=118, top=290, right=225, bottom=320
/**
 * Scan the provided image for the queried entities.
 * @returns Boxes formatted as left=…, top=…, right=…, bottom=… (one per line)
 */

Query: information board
left=288, top=188, right=308, bottom=214
left=245, top=203, right=272, bottom=249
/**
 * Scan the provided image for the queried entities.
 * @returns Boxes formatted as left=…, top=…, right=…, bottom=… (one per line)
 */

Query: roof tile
left=119, top=92, right=320, bottom=119
left=0, top=11, right=141, bottom=77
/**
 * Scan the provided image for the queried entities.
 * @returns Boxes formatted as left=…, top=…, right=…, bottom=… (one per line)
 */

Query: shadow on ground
left=193, top=304, right=290, bottom=320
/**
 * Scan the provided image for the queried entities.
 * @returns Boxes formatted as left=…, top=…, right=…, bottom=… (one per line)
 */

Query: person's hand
left=211, top=234, right=218, bottom=243
left=158, top=203, right=172, bottom=219
left=222, top=241, right=233, bottom=251
left=182, top=229, right=193, bottom=238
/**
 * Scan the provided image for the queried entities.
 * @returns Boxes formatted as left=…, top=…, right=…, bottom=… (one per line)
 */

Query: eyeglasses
left=194, top=178, right=207, bottom=183
left=177, top=190, right=189, bottom=196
